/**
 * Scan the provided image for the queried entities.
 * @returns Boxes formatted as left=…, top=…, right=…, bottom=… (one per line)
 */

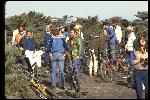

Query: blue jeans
left=128, top=51, right=135, bottom=70
left=51, top=53, right=65, bottom=87
left=44, top=52, right=50, bottom=64
left=73, top=59, right=83, bottom=82
left=109, top=43, right=116, bottom=64
left=133, top=70, right=148, bottom=99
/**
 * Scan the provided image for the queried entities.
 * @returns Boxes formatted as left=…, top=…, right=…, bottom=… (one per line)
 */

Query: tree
left=135, top=11, right=148, bottom=21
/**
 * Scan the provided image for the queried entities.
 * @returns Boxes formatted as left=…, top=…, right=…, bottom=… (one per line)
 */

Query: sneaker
left=50, top=86, right=60, bottom=93
left=122, top=76, right=128, bottom=79
left=60, top=87, right=65, bottom=90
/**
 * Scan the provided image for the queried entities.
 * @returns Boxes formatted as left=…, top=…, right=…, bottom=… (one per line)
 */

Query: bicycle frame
left=64, top=53, right=80, bottom=94
left=31, top=79, right=48, bottom=97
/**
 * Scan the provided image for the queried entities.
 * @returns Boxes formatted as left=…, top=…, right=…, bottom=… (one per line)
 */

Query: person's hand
left=49, top=53, right=52, bottom=58
left=76, top=56, right=80, bottom=60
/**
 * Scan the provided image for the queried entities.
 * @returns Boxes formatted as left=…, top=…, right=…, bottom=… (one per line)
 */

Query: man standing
left=68, top=29, right=83, bottom=82
left=12, top=24, right=26, bottom=47
left=125, top=25, right=136, bottom=70
left=47, top=27, right=70, bottom=90
left=44, top=22, right=53, bottom=65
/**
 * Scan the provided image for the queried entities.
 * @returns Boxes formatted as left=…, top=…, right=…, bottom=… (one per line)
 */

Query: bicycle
left=97, top=42, right=130, bottom=83
left=23, top=69, right=61, bottom=99
left=64, top=51, right=81, bottom=98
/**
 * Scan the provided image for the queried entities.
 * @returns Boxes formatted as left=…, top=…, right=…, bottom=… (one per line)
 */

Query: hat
left=59, top=26, right=65, bottom=29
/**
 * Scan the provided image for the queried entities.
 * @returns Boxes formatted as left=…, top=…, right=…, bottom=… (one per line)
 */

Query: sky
left=5, top=1, right=148, bottom=21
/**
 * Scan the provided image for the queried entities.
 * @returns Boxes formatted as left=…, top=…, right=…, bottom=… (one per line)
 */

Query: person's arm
left=12, top=30, right=19, bottom=45
left=118, top=26, right=122, bottom=43
left=62, top=38, right=70, bottom=51
left=133, top=59, right=140, bottom=65
left=46, top=38, right=53, bottom=53
left=76, top=38, right=82, bottom=57
left=107, top=28, right=114, bottom=39
left=19, top=37, right=26, bottom=50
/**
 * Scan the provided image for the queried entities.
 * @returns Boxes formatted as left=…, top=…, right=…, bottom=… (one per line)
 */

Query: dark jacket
left=20, top=36, right=39, bottom=51
left=44, top=32, right=51, bottom=48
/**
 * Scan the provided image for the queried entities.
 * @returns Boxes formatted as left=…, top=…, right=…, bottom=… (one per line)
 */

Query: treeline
left=5, top=11, right=148, bottom=45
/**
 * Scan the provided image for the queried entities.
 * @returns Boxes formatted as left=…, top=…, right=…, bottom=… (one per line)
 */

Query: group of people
left=11, top=23, right=83, bottom=91
left=102, top=19, right=148, bottom=99
left=10, top=19, right=148, bottom=99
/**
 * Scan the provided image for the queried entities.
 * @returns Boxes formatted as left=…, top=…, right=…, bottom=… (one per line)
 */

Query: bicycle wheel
left=100, top=61, right=113, bottom=82
left=71, top=66, right=80, bottom=98
left=68, top=64, right=80, bottom=96
left=30, top=85, right=47, bottom=99
left=127, top=72, right=135, bottom=89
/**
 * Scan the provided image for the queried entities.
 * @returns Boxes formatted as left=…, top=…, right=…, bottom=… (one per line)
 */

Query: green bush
left=5, top=64, right=39, bottom=99
left=5, top=43, right=22, bottom=74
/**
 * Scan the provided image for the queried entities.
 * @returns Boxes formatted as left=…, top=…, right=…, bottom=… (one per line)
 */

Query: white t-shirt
left=115, top=25, right=122, bottom=44
left=125, top=32, right=136, bottom=51
left=25, top=50, right=44, bottom=67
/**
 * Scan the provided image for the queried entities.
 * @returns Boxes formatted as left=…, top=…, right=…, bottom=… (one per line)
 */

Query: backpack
left=15, top=33, right=22, bottom=44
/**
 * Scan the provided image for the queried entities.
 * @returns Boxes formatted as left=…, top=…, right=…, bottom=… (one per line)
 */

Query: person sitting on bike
left=111, top=18, right=122, bottom=45
left=102, top=21, right=117, bottom=69
left=19, top=30, right=39, bottom=72
left=131, top=46, right=148, bottom=99
left=20, top=30, right=39, bottom=51
left=46, top=26, right=70, bottom=90
left=68, top=29, right=83, bottom=82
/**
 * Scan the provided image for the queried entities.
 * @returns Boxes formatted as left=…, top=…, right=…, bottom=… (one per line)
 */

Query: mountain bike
left=97, top=43, right=130, bottom=82
left=64, top=52, right=81, bottom=98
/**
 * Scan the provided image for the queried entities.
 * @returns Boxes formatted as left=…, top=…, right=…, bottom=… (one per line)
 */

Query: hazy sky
left=5, top=1, right=148, bottom=21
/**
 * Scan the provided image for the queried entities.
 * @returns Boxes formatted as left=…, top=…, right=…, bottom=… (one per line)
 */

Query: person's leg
left=73, top=59, right=83, bottom=81
left=44, top=52, right=50, bottom=64
left=129, top=51, right=135, bottom=70
left=133, top=71, right=143, bottom=99
left=58, top=60, right=65, bottom=88
left=142, top=71, right=148, bottom=99
left=88, top=59, right=93, bottom=76
left=110, top=43, right=116, bottom=65
left=24, top=57, right=32, bottom=72
left=51, top=60, right=58, bottom=87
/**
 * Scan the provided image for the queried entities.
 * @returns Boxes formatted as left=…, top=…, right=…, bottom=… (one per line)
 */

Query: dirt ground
left=5, top=63, right=137, bottom=99
left=38, top=64, right=137, bottom=99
